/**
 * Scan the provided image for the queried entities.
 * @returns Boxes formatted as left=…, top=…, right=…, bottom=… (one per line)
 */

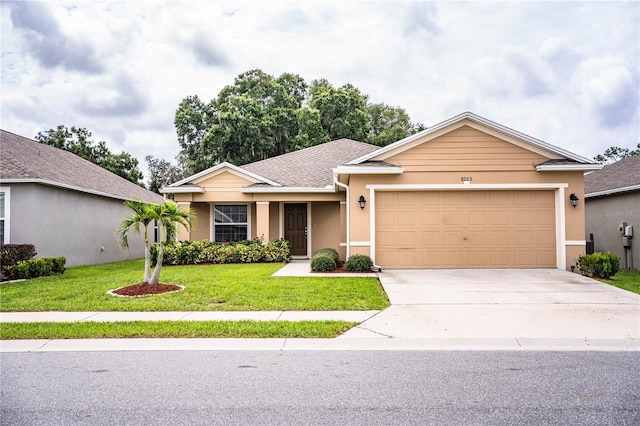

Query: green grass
left=0, top=320, right=358, bottom=339
left=0, top=260, right=389, bottom=312
left=596, top=269, right=640, bottom=295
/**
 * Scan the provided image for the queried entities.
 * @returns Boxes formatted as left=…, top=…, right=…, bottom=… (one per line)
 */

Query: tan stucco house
left=162, top=112, right=601, bottom=270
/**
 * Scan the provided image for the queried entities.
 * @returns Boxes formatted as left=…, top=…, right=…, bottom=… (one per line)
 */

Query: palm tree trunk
left=149, top=224, right=164, bottom=285
left=143, top=243, right=151, bottom=283
left=149, top=243, right=163, bottom=285
left=143, top=228, right=151, bottom=284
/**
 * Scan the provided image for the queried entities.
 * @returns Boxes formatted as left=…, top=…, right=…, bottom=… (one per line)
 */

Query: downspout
left=333, top=174, right=350, bottom=259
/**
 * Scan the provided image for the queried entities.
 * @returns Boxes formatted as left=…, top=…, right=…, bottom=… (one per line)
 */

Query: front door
left=285, top=203, right=308, bottom=256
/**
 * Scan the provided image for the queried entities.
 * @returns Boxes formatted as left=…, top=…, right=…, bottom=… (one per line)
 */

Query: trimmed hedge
left=577, top=252, right=620, bottom=279
left=310, top=254, right=337, bottom=272
left=150, top=238, right=291, bottom=266
left=344, top=254, right=373, bottom=272
left=1, top=244, right=39, bottom=281
left=313, top=248, right=340, bottom=265
left=12, top=257, right=66, bottom=280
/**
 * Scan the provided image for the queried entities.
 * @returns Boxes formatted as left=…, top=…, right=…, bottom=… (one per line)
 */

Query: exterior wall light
left=569, top=193, right=579, bottom=208
left=358, top=195, right=367, bottom=210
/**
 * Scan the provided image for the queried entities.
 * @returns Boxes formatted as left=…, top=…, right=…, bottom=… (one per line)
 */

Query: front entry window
left=214, top=205, right=248, bottom=242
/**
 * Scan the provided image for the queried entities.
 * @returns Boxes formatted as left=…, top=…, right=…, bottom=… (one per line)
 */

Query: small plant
left=576, top=252, right=620, bottom=279
left=344, top=254, right=373, bottom=272
left=311, top=254, right=337, bottom=272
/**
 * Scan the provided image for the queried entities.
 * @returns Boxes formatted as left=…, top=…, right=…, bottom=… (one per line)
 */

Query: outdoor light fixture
left=358, top=195, right=367, bottom=210
left=569, top=193, right=579, bottom=208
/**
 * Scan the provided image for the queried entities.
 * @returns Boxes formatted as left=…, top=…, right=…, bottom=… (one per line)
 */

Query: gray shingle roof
left=241, top=139, right=380, bottom=187
left=0, top=129, right=163, bottom=204
left=584, top=156, right=640, bottom=195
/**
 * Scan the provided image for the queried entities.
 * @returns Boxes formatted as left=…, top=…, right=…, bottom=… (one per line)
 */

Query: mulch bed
left=110, top=283, right=183, bottom=297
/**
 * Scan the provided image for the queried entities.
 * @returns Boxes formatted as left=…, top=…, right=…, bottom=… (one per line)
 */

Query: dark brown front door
left=285, top=203, right=307, bottom=256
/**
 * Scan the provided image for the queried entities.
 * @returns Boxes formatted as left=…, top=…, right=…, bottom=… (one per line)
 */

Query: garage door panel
left=376, top=190, right=556, bottom=268
left=442, top=211, right=463, bottom=225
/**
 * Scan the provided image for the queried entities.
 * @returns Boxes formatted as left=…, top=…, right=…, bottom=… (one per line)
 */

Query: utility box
left=624, top=225, right=633, bottom=238
left=623, top=237, right=632, bottom=247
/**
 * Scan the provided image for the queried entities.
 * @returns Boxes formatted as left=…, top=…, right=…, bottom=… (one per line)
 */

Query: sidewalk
left=0, top=310, right=379, bottom=323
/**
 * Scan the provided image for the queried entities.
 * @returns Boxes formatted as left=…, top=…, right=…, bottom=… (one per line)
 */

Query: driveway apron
left=342, top=269, right=640, bottom=342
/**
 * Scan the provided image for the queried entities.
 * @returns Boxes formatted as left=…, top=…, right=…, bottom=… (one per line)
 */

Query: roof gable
left=166, top=162, right=280, bottom=190
left=0, top=130, right=162, bottom=203
left=348, top=112, right=594, bottom=166
left=381, top=125, right=551, bottom=172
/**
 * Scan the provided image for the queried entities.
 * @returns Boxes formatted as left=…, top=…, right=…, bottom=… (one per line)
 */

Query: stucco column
left=256, top=202, right=270, bottom=242
left=339, top=201, right=347, bottom=260
left=176, top=202, right=192, bottom=241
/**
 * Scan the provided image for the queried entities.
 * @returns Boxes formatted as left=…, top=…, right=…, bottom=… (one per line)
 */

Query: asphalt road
left=2, top=350, right=639, bottom=425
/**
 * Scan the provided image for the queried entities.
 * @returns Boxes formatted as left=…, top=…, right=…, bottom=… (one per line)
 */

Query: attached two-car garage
left=375, top=190, right=557, bottom=268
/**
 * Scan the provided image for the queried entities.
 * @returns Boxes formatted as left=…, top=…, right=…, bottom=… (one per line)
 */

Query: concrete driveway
left=342, top=269, right=640, bottom=347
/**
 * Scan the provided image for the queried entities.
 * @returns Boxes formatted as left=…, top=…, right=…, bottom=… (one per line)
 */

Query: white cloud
left=1, top=0, right=638, bottom=178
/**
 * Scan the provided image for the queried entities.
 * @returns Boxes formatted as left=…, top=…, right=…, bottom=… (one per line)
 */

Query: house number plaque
left=460, top=176, right=472, bottom=182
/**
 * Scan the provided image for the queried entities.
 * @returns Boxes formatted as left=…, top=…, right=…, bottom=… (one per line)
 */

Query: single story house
left=0, top=129, right=163, bottom=266
left=162, top=112, right=600, bottom=270
left=585, top=156, right=639, bottom=270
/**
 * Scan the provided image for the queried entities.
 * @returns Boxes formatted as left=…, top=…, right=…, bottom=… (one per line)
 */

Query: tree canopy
left=36, top=125, right=144, bottom=186
left=175, top=69, right=425, bottom=175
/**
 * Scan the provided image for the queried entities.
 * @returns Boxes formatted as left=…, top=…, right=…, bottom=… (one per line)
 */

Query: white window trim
left=0, top=187, right=10, bottom=244
left=210, top=203, right=251, bottom=242
left=365, top=183, right=569, bottom=270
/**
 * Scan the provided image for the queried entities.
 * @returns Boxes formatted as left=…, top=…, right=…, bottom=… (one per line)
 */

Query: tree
left=309, top=82, right=371, bottom=141
left=115, top=200, right=194, bottom=285
left=146, top=155, right=185, bottom=194
left=147, top=201, right=195, bottom=285
left=36, top=125, right=144, bottom=185
left=366, top=103, right=426, bottom=146
left=594, top=144, right=640, bottom=164
left=174, top=70, right=427, bottom=174
left=114, top=200, right=155, bottom=284
left=174, top=95, right=217, bottom=174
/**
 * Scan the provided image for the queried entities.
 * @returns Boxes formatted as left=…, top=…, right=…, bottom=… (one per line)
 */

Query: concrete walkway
left=0, top=311, right=379, bottom=323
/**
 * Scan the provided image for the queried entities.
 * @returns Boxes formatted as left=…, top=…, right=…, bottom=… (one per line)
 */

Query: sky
left=1, top=0, right=638, bottom=181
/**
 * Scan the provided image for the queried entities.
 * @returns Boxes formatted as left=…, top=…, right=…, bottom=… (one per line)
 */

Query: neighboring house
left=584, top=156, right=640, bottom=270
left=0, top=130, right=163, bottom=266
left=162, top=112, right=600, bottom=270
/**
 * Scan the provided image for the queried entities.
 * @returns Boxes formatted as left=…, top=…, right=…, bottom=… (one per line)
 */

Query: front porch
left=176, top=200, right=347, bottom=260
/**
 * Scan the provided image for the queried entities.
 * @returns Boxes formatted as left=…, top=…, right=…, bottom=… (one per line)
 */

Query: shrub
left=151, top=238, right=291, bottom=265
left=311, top=253, right=337, bottom=272
left=313, top=248, right=340, bottom=265
left=13, top=257, right=66, bottom=280
left=344, top=254, right=373, bottom=272
left=1, top=244, right=38, bottom=281
left=577, top=252, right=620, bottom=279
left=264, top=239, right=291, bottom=262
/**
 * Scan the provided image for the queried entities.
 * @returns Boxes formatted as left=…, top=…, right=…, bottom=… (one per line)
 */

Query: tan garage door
left=375, top=191, right=556, bottom=268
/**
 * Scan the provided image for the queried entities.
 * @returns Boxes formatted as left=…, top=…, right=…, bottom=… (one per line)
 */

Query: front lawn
left=596, top=269, right=640, bottom=295
left=0, top=260, right=389, bottom=312
left=0, top=320, right=357, bottom=339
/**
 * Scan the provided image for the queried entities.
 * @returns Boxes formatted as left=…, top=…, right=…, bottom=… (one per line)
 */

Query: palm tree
left=115, top=200, right=155, bottom=283
left=148, top=200, right=195, bottom=285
